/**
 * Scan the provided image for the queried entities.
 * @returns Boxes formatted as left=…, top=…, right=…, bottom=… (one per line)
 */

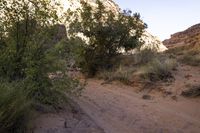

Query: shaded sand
left=31, top=103, right=104, bottom=133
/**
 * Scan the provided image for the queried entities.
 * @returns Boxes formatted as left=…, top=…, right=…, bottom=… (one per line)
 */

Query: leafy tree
left=0, top=0, right=58, bottom=80
left=0, top=0, right=80, bottom=132
left=69, top=0, right=147, bottom=76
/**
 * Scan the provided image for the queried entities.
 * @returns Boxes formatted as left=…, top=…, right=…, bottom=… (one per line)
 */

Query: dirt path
left=75, top=79, right=200, bottom=133
left=164, top=64, right=200, bottom=95
left=31, top=99, right=104, bottom=133
left=33, top=64, right=200, bottom=133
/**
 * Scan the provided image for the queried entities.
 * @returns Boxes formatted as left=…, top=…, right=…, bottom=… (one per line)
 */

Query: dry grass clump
left=97, top=48, right=177, bottom=84
left=0, top=81, right=31, bottom=133
left=141, top=58, right=177, bottom=82
left=179, top=47, right=200, bottom=66
left=182, top=85, right=200, bottom=97
left=166, top=44, right=200, bottom=66
left=135, top=48, right=177, bottom=82
left=97, top=66, right=135, bottom=85
left=134, top=49, right=157, bottom=65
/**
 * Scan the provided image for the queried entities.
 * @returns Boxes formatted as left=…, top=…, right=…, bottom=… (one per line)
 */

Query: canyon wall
left=163, top=24, right=200, bottom=48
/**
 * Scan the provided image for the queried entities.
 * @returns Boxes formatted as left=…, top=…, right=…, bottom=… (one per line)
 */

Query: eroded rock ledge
left=163, top=23, right=200, bottom=48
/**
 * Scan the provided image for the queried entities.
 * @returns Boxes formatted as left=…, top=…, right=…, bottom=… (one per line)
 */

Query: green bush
left=0, top=81, right=31, bottom=133
left=0, top=0, right=81, bottom=132
left=69, top=0, right=146, bottom=76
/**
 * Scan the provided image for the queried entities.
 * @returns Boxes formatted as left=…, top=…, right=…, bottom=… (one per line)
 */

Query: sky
left=113, top=0, right=200, bottom=40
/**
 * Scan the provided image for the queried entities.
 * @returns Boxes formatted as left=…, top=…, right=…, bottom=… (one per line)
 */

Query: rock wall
left=163, top=24, right=200, bottom=48
left=141, top=31, right=167, bottom=52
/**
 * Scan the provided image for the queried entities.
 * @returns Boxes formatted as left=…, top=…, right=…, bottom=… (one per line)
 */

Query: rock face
left=163, top=24, right=200, bottom=48
left=141, top=31, right=167, bottom=52
left=56, top=0, right=120, bottom=15
left=57, top=0, right=167, bottom=52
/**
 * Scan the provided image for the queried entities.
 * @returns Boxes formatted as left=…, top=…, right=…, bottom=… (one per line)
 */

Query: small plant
left=98, top=48, right=177, bottom=84
left=135, top=49, right=157, bottom=65
left=182, top=85, right=200, bottom=97
left=97, top=66, right=134, bottom=85
left=179, top=54, right=200, bottom=66
left=141, top=58, right=177, bottom=82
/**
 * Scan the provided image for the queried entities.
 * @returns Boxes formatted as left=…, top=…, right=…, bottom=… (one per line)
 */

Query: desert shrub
left=115, top=55, right=136, bottom=67
left=180, top=55, right=200, bottom=66
left=0, top=81, right=31, bottom=133
left=97, top=66, right=135, bottom=85
left=135, top=49, right=157, bottom=65
left=69, top=0, right=146, bottom=76
left=166, top=46, right=185, bottom=55
left=182, top=85, right=200, bottom=97
left=179, top=53, right=200, bottom=66
left=97, top=48, right=177, bottom=84
left=141, top=58, right=177, bottom=82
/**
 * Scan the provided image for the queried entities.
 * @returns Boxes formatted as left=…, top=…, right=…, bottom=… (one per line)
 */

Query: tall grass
left=0, top=81, right=31, bottom=132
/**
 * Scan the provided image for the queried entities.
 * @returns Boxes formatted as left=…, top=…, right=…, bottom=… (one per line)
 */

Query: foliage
left=0, top=80, right=31, bottom=133
left=135, top=49, right=157, bottom=65
left=97, top=47, right=178, bottom=85
left=68, top=0, right=147, bottom=76
left=0, top=0, right=80, bottom=132
left=141, top=58, right=177, bottom=82
left=97, top=66, right=135, bottom=85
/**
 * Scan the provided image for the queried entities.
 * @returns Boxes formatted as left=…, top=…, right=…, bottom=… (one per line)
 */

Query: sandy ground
left=31, top=103, right=104, bottom=133
left=32, top=64, right=200, bottom=133
left=163, top=64, right=200, bottom=95
left=75, top=79, right=200, bottom=133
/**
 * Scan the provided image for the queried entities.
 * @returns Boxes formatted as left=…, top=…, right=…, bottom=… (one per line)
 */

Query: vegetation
left=97, top=66, right=135, bottom=85
left=97, top=48, right=177, bottom=84
left=69, top=0, right=147, bottom=76
left=2, top=0, right=199, bottom=132
left=134, top=49, right=157, bottom=65
left=166, top=44, right=200, bottom=66
left=128, top=49, right=176, bottom=82
left=141, top=58, right=177, bottom=82
left=0, top=0, right=80, bottom=132
left=179, top=47, right=200, bottom=66
left=182, top=84, right=200, bottom=97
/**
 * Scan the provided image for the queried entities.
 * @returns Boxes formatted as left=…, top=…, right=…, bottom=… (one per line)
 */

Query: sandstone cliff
left=141, top=31, right=167, bottom=52
left=163, top=24, right=200, bottom=48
